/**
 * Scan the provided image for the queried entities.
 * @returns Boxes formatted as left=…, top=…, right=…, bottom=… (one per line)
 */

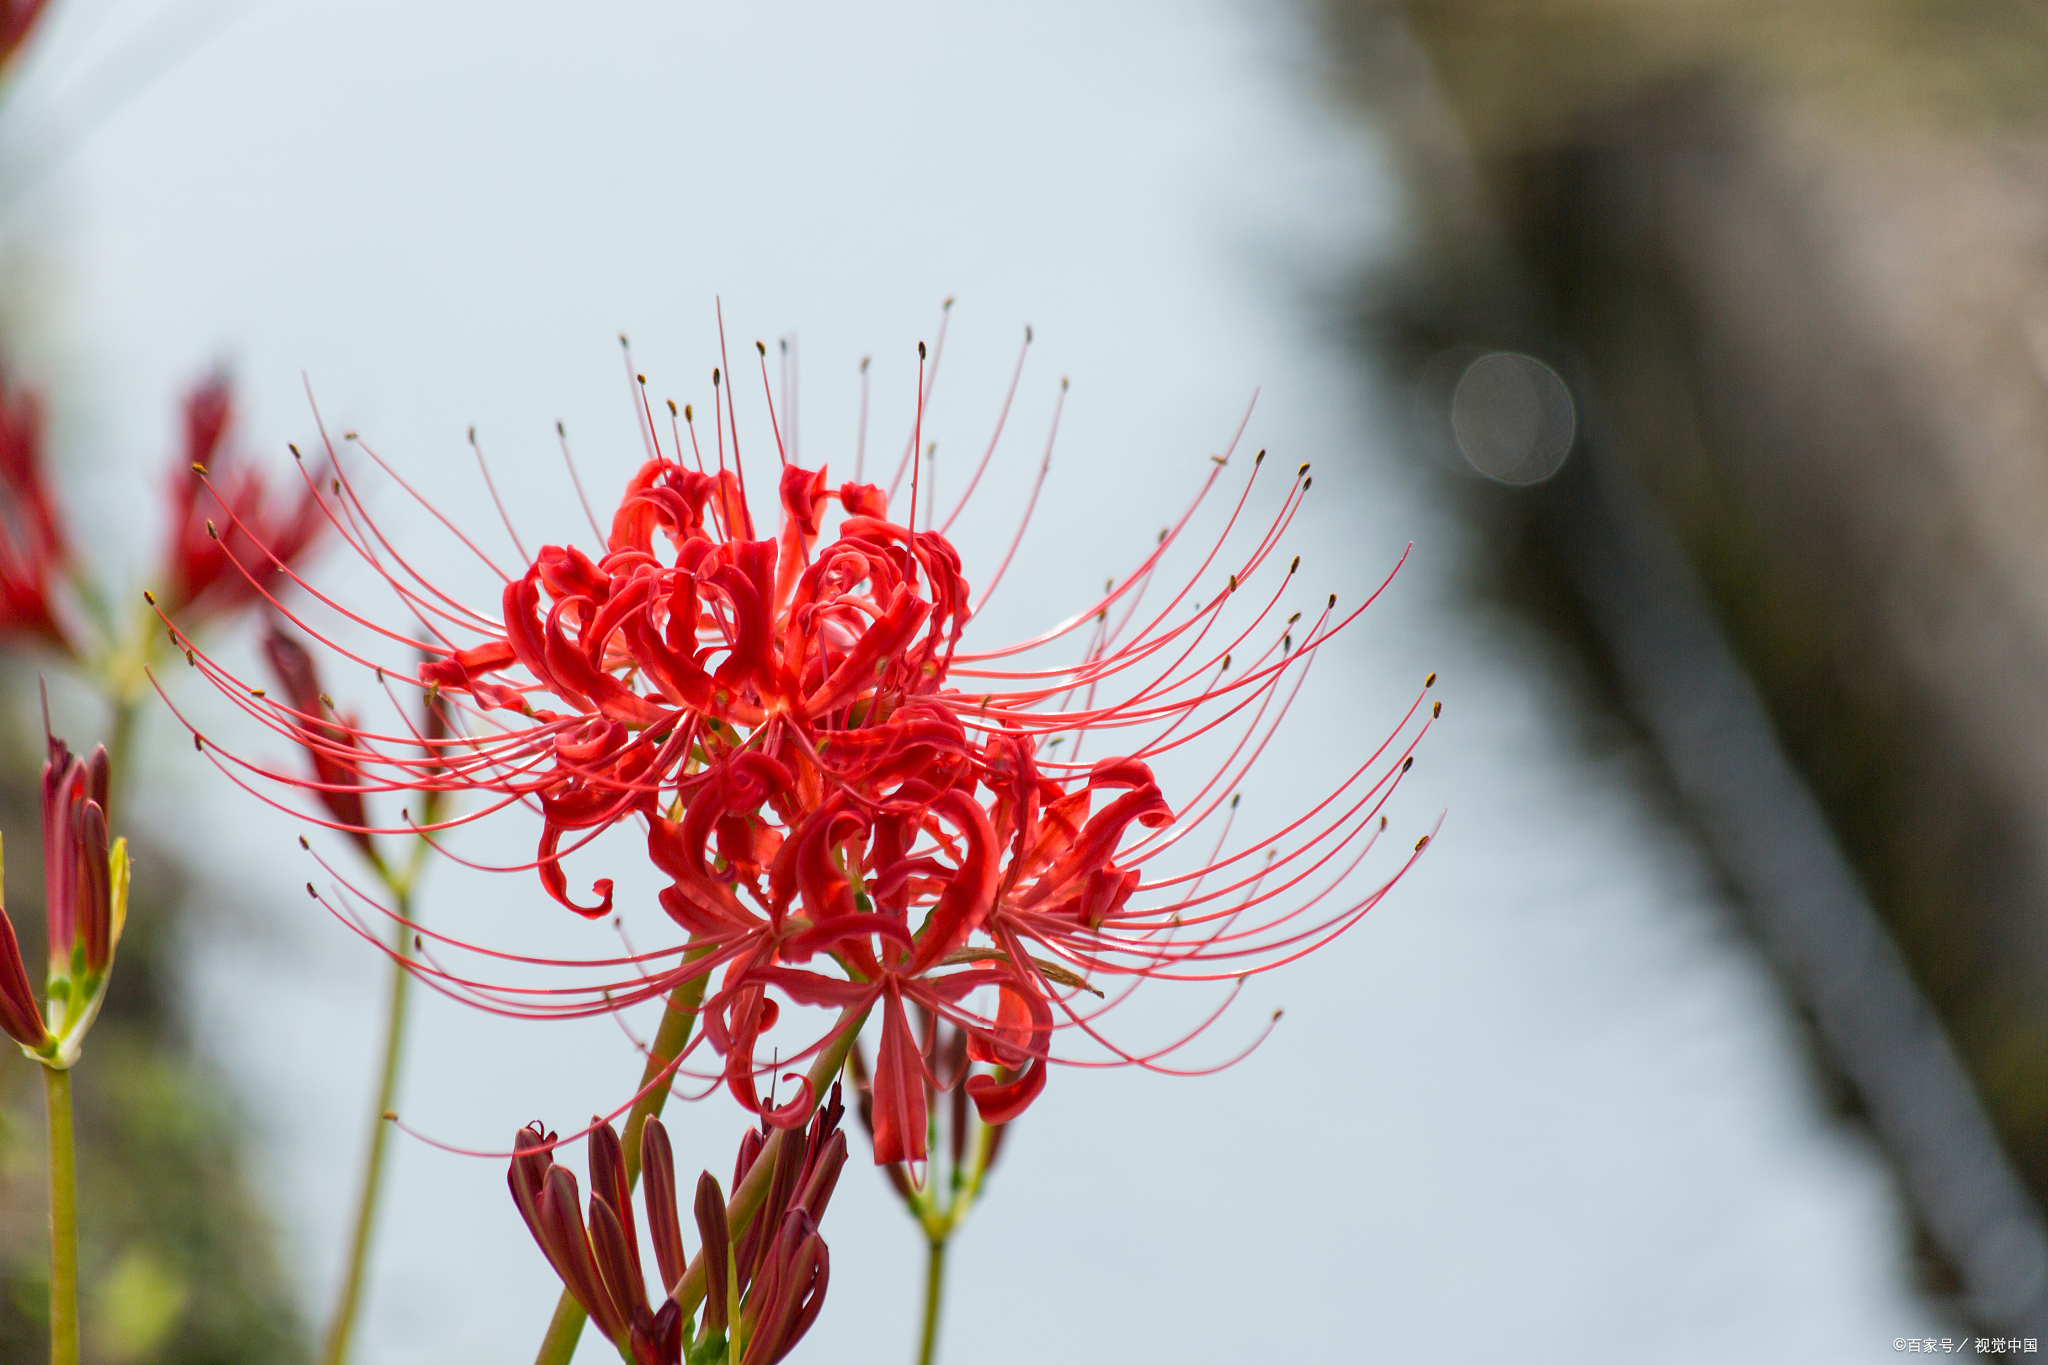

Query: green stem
left=623, top=957, right=712, bottom=1185
left=917, top=1235, right=947, bottom=1365
left=103, top=696, right=140, bottom=825
left=534, top=960, right=712, bottom=1365
left=319, top=883, right=416, bottom=1365
left=531, top=1294, right=588, bottom=1365
left=665, top=1006, right=872, bottom=1322
left=44, top=1064, right=78, bottom=1365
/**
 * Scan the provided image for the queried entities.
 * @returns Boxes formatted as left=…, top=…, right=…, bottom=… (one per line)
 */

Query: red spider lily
left=163, top=323, right=1435, bottom=1164
left=0, top=371, right=76, bottom=652
left=0, top=723, right=131, bottom=1065
left=511, top=1089, right=845, bottom=1364
left=159, top=374, right=326, bottom=628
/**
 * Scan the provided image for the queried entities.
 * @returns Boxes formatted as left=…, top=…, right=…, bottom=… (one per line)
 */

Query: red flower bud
left=0, top=892, right=48, bottom=1051
left=31, top=725, right=126, bottom=1065
left=42, top=736, right=116, bottom=978
left=263, top=624, right=373, bottom=856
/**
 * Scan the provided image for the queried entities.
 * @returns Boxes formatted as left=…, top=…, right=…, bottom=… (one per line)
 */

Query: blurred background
left=0, top=0, right=2039, bottom=1361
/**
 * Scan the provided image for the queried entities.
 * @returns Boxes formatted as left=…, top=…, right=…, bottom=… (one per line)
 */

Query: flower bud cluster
left=511, top=1086, right=847, bottom=1365
left=0, top=730, right=130, bottom=1068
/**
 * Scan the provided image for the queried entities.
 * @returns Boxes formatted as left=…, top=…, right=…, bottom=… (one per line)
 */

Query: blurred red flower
left=159, top=375, right=326, bottom=628
left=0, top=372, right=75, bottom=652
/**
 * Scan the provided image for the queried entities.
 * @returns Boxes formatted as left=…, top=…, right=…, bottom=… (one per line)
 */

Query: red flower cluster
left=170, top=332, right=1434, bottom=1166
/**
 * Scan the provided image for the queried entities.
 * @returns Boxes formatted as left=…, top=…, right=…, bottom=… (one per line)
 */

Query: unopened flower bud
left=35, top=731, right=128, bottom=1066
left=0, top=849, right=50, bottom=1053
left=264, top=624, right=374, bottom=856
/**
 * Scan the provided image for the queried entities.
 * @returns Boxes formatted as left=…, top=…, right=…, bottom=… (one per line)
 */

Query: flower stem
left=531, top=1295, right=588, bottom=1365
left=663, top=1005, right=873, bottom=1323
left=103, top=696, right=140, bottom=823
left=917, top=1235, right=947, bottom=1365
left=533, top=959, right=712, bottom=1365
left=43, top=1064, right=79, bottom=1365
left=319, top=883, right=416, bottom=1365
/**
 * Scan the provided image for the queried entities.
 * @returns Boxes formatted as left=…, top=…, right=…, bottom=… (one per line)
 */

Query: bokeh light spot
left=1449, top=352, right=1576, bottom=485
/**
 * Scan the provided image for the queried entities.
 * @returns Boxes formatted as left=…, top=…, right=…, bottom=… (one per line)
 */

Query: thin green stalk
left=531, top=1294, right=589, bottom=1365
left=664, top=1006, right=872, bottom=1323
left=917, top=1236, right=947, bottom=1365
left=534, top=960, right=712, bottom=1365
left=623, top=954, right=712, bottom=1185
left=102, top=697, right=139, bottom=823
left=319, top=882, right=416, bottom=1365
left=44, top=1064, right=79, bottom=1365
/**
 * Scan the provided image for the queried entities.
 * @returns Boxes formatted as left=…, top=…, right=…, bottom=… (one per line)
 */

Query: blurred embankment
left=1319, top=0, right=2048, bottom=1321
